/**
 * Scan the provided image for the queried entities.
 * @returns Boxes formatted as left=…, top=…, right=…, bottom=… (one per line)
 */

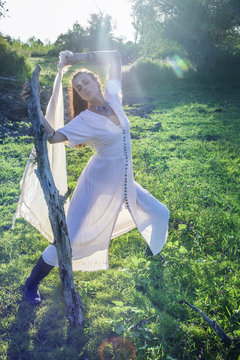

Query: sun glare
left=167, top=55, right=189, bottom=78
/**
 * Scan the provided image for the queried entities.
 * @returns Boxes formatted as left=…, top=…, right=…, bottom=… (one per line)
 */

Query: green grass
left=0, top=61, right=240, bottom=360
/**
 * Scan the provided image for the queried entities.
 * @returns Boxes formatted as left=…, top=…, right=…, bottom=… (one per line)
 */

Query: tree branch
left=179, top=300, right=240, bottom=348
left=27, top=64, right=84, bottom=326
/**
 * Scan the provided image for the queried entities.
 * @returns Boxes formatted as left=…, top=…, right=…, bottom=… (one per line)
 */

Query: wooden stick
left=27, top=64, right=84, bottom=326
left=179, top=300, right=240, bottom=348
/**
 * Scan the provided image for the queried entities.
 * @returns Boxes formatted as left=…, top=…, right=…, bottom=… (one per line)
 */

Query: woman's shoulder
left=76, top=110, right=99, bottom=128
left=72, top=111, right=88, bottom=121
left=78, top=109, right=95, bottom=120
left=105, top=78, right=122, bottom=105
left=65, top=112, right=91, bottom=129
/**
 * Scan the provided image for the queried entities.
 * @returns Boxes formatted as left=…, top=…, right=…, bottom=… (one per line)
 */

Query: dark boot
left=24, top=256, right=54, bottom=305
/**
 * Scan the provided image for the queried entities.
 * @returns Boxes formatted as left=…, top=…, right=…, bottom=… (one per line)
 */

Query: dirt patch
left=0, top=79, right=71, bottom=143
left=0, top=80, right=30, bottom=142
left=124, top=104, right=155, bottom=118
left=123, top=97, right=155, bottom=118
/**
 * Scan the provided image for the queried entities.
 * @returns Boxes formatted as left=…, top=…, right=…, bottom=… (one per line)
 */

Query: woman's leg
left=42, top=244, right=59, bottom=267
left=25, top=255, right=54, bottom=305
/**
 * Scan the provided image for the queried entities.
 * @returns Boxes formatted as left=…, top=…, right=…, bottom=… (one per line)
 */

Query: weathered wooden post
left=27, top=65, right=84, bottom=326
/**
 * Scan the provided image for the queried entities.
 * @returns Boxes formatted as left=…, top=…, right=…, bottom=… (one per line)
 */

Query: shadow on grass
left=7, top=290, right=38, bottom=360
left=6, top=282, right=87, bottom=360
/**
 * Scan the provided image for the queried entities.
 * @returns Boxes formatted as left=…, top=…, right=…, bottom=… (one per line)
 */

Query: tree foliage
left=86, top=12, right=115, bottom=50
left=55, top=22, right=87, bottom=53
left=131, top=0, right=240, bottom=69
left=0, top=0, right=8, bottom=19
left=0, top=34, right=31, bottom=77
left=54, top=12, right=140, bottom=64
left=27, top=36, right=44, bottom=47
left=54, top=13, right=115, bottom=52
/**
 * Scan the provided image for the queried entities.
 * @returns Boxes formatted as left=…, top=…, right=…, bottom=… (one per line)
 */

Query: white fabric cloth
left=13, top=68, right=69, bottom=241
left=42, top=78, right=169, bottom=271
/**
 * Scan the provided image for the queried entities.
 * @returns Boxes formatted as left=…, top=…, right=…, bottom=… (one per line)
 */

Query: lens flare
left=167, top=55, right=189, bottom=78
left=98, top=336, right=136, bottom=359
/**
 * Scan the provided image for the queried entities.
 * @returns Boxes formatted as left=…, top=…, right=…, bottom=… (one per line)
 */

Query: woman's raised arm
left=63, top=50, right=122, bottom=81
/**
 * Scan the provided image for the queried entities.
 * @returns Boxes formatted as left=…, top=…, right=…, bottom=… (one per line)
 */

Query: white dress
left=42, top=79, right=169, bottom=271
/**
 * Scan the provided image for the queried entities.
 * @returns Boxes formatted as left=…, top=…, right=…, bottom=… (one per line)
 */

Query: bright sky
left=1, top=0, right=135, bottom=43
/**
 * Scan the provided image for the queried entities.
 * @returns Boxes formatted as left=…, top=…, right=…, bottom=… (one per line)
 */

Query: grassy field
left=0, top=59, right=240, bottom=359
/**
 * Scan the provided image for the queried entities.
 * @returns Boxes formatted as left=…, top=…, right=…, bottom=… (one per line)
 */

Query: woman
left=23, top=50, right=169, bottom=305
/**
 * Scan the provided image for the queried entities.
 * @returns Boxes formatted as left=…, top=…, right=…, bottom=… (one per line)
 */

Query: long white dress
left=42, top=78, right=169, bottom=271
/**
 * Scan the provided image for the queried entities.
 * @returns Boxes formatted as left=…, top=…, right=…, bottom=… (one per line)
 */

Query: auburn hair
left=68, top=69, right=101, bottom=119
left=68, top=69, right=102, bottom=149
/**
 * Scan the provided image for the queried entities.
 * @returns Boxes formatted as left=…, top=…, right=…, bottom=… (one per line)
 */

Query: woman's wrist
left=40, top=111, right=55, bottom=139
left=47, top=129, right=55, bottom=140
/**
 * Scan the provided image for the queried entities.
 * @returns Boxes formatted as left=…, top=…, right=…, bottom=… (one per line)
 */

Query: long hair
left=68, top=69, right=102, bottom=149
left=68, top=69, right=102, bottom=119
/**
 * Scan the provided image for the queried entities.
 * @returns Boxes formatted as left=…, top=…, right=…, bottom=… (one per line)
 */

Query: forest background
left=0, top=0, right=240, bottom=359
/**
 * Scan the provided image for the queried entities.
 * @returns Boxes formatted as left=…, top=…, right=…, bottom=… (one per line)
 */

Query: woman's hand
left=21, top=80, right=31, bottom=103
left=21, top=81, right=41, bottom=103
left=56, top=51, right=91, bottom=68
left=57, top=50, right=74, bottom=69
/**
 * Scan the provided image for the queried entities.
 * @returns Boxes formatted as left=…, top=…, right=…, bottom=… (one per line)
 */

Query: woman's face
left=72, top=73, right=100, bottom=102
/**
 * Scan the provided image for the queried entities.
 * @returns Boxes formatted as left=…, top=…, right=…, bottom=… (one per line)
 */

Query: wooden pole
left=27, top=65, right=84, bottom=326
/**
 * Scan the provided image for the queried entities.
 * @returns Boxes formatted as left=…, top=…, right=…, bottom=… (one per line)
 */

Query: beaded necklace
left=89, top=101, right=111, bottom=116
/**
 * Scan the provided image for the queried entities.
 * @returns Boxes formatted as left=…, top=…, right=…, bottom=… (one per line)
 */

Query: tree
left=52, top=13, right=138, bottom=62
left=27, top=65, right=84, bottom=326
left=55, top=22, right=87, bottom=53
left=27, top=36, right=44, bottom=47
left=130, top=0, right=240, bottom=69
left=115, top=39, right=140, bottom=64
left=86, top=12, right=115, bottom=50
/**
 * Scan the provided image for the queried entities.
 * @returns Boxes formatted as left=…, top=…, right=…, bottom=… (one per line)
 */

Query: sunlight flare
left=167, top=55, right=189, bottom=78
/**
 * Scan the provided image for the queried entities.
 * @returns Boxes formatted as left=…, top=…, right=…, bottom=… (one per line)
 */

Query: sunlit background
left=0, top=0, right=135, bottom=43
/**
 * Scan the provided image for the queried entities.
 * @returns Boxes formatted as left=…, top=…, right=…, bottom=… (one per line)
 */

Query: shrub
left=196, top=50, right=240, bottom=83
left=122, top=59, right=181, bottom=94
left=0, top=35, right=31, bottom=79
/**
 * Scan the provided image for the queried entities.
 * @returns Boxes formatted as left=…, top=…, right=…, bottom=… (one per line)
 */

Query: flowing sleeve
left=57, top=114, right=94, bottom=147
left=12, top=69, right=69, bottom=242
left=104, top=78, right=123, bottom=105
